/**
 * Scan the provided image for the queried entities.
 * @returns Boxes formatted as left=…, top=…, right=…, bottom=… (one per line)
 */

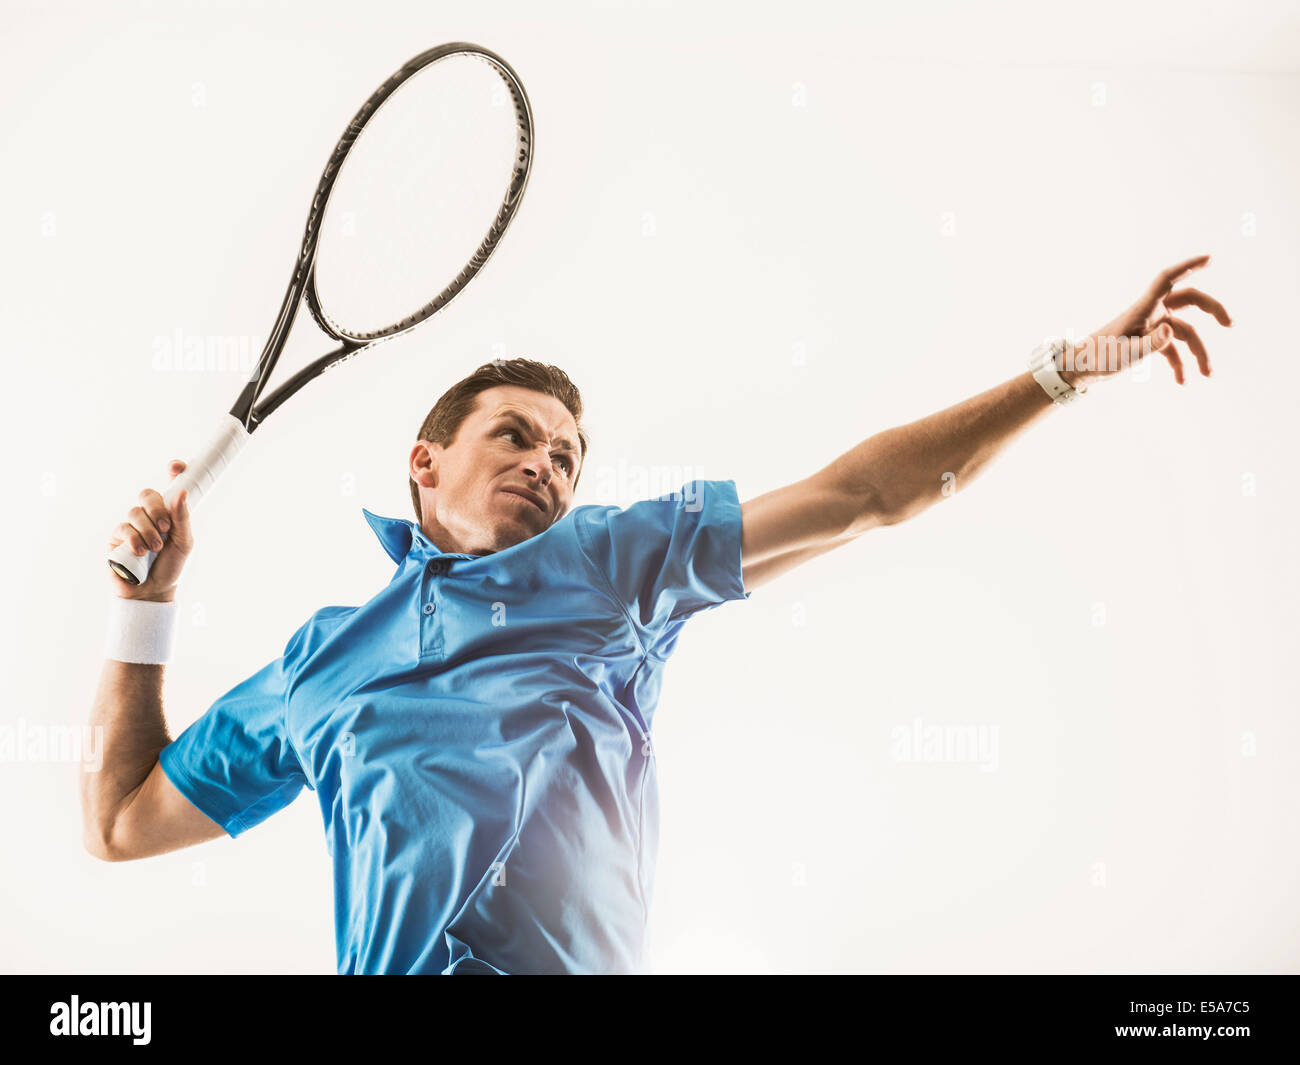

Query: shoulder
left=565, top=480, right=748, bottom=625
left=569, top=480, right=739, bottom=540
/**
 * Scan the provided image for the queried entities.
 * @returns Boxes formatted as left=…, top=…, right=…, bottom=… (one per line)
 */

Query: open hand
left=1063, top=255, right=1233, bottom=389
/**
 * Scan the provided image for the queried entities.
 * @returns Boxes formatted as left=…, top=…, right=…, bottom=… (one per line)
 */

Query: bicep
left=739, top=469, right=882, bottom=594
left=105, top=759, right=227, bottom=862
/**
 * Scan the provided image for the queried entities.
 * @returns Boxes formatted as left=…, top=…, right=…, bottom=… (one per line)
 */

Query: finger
left=1160, top=340, right=1187, bottom=385
left=1152, top=254, right=1212, bottom=295
left=128, top=504, right=166, bottom=551
left=1141, top=322, right=1183, bottom=382
left=167, top=487, right=193, bottom=551
left=110, top=521, right=151, bottom=557
left=1165, top=287, right=1233, bottom=327
left=1164, top=315, right=1211, bottom=377
left=162, top=461, right=190, bottom=548
left=136, top=488, right=172, bottom=540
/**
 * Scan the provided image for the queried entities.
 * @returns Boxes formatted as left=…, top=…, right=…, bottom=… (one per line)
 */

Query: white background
left=3, top=0, right=1297, bottom=974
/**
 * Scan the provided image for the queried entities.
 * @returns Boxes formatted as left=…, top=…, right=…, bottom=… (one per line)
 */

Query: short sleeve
left=574, top=479, right=751, bottom=647
left=158, top=620, right=313, bottom=839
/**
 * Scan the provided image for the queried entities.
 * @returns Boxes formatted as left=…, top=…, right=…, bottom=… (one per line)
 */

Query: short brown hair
left=408, top=358, right=589, bottom=522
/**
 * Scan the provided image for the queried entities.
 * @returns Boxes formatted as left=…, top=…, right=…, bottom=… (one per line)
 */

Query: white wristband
left=104, top=597, right=178, bottom=664
left=1028, top=338, right=1086, bottom=406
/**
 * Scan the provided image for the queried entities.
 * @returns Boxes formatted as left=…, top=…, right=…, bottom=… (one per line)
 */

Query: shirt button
left=423, top=602, right=436, bottom=615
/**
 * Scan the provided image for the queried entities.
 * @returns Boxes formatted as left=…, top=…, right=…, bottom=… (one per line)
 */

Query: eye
left=500, top=427, right=572, bottom=475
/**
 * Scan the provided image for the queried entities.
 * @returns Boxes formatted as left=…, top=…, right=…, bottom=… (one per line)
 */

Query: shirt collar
left=361, top=507, right=479, bottom=565
left=361, top=508, right=419, bottom=564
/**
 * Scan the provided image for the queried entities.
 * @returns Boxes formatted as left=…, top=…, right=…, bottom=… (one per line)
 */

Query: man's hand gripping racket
left=107, top=461, right=194, bottom=602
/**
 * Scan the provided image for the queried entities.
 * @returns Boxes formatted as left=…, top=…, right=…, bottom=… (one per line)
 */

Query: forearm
left=833, top=367, right=1068, bottom=526
left=81, top=659, right=172, bottom=854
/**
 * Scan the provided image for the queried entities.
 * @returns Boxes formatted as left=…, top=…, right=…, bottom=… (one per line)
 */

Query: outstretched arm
left=739, top=255, right=1233, bottom=595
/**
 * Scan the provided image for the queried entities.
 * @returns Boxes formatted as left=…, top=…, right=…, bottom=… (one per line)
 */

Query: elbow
left=872, top=485, right=946, bottom=527
left=849, top=487, right=904, bottom=534
left=82, top=821, right=126, bottom=863
left=83, top=833, right=116, bottom=863
left=81, top=794, right=117, bottom=861
left=876, top=499, right=922, bottom=527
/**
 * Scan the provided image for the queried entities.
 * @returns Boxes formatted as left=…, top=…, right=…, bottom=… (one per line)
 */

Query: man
left=86, top=255, right=1231, bottom=973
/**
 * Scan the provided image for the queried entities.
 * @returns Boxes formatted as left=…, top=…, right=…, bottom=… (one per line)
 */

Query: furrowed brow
left=495, top=411, right=578, bottom=458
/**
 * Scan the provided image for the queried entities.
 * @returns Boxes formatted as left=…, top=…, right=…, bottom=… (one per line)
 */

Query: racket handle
left=107, top=414, right=252, bottom=586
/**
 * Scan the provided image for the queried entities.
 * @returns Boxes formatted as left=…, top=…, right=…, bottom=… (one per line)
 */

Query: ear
left=409, top=440, right=440, bottom=491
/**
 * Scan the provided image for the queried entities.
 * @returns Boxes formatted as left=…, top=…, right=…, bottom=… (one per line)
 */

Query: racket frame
left=233, top=41, right=534, bottom=431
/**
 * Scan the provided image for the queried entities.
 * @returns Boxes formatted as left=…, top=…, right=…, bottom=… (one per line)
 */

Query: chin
left=489, top=518, right=539, bottom=548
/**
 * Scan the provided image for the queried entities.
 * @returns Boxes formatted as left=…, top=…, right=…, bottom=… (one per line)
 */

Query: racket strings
left=309, top=52, right=531, bottom=342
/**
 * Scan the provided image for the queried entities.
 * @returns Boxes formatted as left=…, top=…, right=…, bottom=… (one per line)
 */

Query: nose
left=521, top=446, right=554, bottom=487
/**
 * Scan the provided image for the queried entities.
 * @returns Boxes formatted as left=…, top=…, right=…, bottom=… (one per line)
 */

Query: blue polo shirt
left=158, top=479, right=750, bottom=974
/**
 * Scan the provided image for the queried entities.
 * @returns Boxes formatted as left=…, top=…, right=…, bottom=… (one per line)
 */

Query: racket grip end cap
left=107, top=546, right=154, bottom=586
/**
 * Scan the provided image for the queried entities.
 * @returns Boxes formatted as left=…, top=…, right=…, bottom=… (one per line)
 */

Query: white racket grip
left=107, top=414, right=252, bottom=586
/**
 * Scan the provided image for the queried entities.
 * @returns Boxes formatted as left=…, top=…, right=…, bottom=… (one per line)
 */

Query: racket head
left=304, top=42, right=534, bottom=344
left=236, top=41, right=535, bottom=430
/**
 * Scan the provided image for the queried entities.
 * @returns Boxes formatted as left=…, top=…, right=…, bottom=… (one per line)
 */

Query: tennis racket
left=107, top=41, right=534, bottom=585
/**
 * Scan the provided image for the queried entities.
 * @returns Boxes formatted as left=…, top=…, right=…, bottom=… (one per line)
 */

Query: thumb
left=166, top=461, right=194, bottom=551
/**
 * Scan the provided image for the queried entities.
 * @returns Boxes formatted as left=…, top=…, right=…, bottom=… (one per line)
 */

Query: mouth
left=501, top=488, right=547, bottom=514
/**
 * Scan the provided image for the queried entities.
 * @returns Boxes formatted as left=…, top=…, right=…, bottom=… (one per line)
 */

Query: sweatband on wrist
left=104, top=596, right=178, bottom=664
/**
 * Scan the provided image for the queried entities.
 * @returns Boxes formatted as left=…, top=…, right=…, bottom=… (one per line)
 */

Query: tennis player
left=85, top=255, right=1231, bottom=973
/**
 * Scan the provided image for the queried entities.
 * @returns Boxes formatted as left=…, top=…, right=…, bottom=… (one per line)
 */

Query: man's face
left=409, top=385, right=583, bottom=555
